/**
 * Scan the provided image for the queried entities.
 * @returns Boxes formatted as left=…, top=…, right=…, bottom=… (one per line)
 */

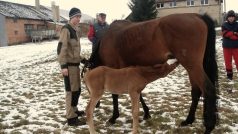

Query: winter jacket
left=222, top=21, right=238, bottom=48
left=57, top=23, right=82, bottom=69
left=87, top=22, right=109, bottom=45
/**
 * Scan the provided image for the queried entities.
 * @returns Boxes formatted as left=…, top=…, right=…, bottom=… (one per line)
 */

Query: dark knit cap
left=227, top=10, right=235, bottom=18
left=99, top=13, right=106, bottom=17
left=69, top=7, right=81, bottom=18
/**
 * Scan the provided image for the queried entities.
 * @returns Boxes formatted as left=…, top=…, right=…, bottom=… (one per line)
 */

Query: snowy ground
left=0, top=38, right=238, bottom=134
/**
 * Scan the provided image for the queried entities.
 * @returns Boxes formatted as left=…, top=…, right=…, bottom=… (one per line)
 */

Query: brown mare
left=97, top=13, right=218, bottom=134
left=85, top=62, right=178, bottom=134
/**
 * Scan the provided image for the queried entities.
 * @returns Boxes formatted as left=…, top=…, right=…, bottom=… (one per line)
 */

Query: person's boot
left=227, top=74, right=233, bottom=80
left=227, top=71, right=233, bottom=80
left=227, top=72, right=234, bottom=93
left=67, top=117, right=86, bottom=126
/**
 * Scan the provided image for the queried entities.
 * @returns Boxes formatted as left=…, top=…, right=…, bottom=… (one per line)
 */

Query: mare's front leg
left=181, top=86, right=201, bottom=126
left=108, top=94, right=151, bottom=125
left=139, top=94, right=151, bottom=120
left=108, top=94, right=120, bottom=124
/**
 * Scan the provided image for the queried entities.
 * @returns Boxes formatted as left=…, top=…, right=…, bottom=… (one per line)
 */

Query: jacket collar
left=68, top=22, right=77, bottom=30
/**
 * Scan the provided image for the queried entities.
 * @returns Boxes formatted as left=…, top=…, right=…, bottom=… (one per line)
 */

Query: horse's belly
left=105, top=85, right=129, bottom=95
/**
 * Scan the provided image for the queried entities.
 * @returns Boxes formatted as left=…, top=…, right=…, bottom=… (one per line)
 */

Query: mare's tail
left=201, top=14, right=218, bottom=87
left=200, top=14, right=219, bottom=132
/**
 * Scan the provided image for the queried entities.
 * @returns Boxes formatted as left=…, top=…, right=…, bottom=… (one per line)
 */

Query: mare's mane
left=109, top=20, right=132, bottom=31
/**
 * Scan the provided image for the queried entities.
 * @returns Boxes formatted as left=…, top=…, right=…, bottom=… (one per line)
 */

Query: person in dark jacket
left=222, top=10, right=238, bottom=80
left=87, top=13, right=109, bottom=69
left=57, top=7, right=85, bottom=126
left=83, top=13, right=109, bottom=108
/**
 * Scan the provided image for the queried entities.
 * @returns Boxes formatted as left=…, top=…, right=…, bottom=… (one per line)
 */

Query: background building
left=156, top=0, right=222, bottom=25
left=0, top=0, right=68, bottom=47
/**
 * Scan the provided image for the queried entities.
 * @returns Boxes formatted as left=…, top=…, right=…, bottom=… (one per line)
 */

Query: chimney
left=56, top=5, right=60, bottom=22
left=35, top=0, right=40, bottom=11
left=52, top=1, right=60, bottom=22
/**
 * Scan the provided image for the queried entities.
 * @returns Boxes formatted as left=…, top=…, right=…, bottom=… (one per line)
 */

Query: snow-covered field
left=0, top=38, right=238, bottom=134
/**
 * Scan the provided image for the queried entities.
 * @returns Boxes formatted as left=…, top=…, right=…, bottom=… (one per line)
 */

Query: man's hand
left=61, top=68, right=68, bottom=76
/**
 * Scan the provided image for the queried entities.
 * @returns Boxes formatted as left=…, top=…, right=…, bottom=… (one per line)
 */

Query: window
left=37, top=25, right=46, bottom=30
left=24, top=24, right=34, bottom=35
left=157, top=3, right=164, bottom=8
left=187, top=0, right=195, bottom=6
left=170, top=0, right=176, bottom=7
left=201, top=0, right=208, bottom=5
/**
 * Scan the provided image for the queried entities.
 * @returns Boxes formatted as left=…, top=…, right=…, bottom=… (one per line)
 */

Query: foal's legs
left=86, top=93, right=102, bottom=134
left=130, top=92, right=140, bottom=134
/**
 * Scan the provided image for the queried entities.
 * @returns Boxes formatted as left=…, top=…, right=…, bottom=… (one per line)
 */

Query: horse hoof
left=180, top=117, right=195, bottom=126
left=107, top=118, right=116, bottom=125
left=204, top=129, right=212, bottom=134
left=180, top=119, right=194, bottom=126
left=180, top=121, right=189, bottom=126
left=143, top=114, right=151, bottom=120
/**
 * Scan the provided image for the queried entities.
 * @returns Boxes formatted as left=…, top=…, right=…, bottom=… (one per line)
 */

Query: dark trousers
left=89, top=42, right=100, bottom=68
left=64, top=66, right=81, bottom=119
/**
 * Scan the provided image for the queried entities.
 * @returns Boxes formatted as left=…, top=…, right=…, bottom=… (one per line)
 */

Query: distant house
left=0, top=0, right=68, bottom=47
left=156, top=0, right=222, bottom=25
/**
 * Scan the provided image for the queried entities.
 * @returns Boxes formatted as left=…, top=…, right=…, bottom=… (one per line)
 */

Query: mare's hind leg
left=203, top=76, right=218, bottom=134
left=181, top=85, right=201, bottom=126
left=108, top=94, right=119, bottom=124
left=139, top=94, right=151, bottom=120
left=183, top=67, right=217, bottom=133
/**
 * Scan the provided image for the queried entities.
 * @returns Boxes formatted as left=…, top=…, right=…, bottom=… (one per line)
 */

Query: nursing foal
left=84, top=59, right=178, bottom=134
